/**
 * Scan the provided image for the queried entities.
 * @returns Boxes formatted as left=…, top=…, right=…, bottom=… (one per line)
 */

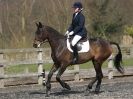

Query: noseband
left=37, top=39, right=48, bottom=48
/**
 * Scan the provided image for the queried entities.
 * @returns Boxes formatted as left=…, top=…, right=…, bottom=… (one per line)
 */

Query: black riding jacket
left=68, top=12, right=87, bottom=37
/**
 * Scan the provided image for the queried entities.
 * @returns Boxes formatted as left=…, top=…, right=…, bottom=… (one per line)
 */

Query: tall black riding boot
left=71, top=45, right=78, bottom=64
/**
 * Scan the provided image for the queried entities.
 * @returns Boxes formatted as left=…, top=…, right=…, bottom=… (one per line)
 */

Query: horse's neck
left=46, top=26, right=65, bottom=51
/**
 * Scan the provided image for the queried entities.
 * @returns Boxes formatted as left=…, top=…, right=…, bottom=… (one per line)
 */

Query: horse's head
left=33, top=22, right=47, bottom=48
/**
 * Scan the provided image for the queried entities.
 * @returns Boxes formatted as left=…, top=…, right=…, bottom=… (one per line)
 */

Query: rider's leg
left=71, top=35, right=82, bottom=64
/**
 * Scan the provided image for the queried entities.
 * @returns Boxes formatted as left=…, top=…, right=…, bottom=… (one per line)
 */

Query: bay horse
left=33, top=22, right=124, bottom=97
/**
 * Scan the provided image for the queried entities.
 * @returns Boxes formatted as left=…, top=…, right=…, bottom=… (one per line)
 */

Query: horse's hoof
left=86, top=86, right=92, bottom=91
left=84, top=87, right=92, bottom=95
left=45, top=91, right=50, bottom=97
left=46, top=89, right=51, bottom=97
left=85, top=89, right=91, bottom=92
left=65, top=85, right=71, bottom=90
left=95, top=86, right=100, bottom=94
left=64, top=83, right=71, bottom=90
left=45, top=94, right=50, bottom=97
left=84, top=90, right=90, bottom=96
left=94, top=90, right=100, bottom=94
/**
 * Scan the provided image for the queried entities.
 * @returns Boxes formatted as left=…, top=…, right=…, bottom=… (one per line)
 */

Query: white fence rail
left=0, top=46, right=133, bottom=88
left=0, top=48, right=45, bottom=88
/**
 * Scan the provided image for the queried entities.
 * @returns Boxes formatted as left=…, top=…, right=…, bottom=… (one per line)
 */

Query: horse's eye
left=36, top=30, right=41, bottom=35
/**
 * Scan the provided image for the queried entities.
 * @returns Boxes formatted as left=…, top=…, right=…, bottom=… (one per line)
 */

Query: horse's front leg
left=46, top=64, right=58, bottom=97
left=56, top=66, right=71, bottom=90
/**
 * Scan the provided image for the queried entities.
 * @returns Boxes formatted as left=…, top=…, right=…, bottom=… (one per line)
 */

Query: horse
left=33, top=22, right=124, bottom=97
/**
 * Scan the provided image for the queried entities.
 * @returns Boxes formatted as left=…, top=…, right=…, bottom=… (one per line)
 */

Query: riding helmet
left=72, top=2, right=83, bottom=9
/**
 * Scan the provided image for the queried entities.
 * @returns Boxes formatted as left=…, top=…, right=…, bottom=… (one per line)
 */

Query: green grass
left=5, top=58, right=133, bottom=74
left=5, top=64, right=52, bottom=74
left=79, top=58, right=133, bottom=69
left=123, top=58, right=133, bottom=66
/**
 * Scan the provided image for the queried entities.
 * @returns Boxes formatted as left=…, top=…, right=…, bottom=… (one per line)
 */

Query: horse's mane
left=45, top=26, right=64, bottom=39
left=44, top=26, right=106, bottom=44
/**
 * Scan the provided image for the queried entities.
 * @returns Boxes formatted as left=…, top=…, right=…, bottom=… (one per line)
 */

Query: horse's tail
left=110, top=42, right=124, bottom=74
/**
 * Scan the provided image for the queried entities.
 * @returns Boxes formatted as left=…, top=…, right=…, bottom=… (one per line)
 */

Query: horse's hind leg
left=86, top=60, right=103, bottom=94
left=46, top=64, right=58, bottom=97
left=56, top=66, right=71, bottom=90
left=85, top=60, right=97, bottom=92
left=93, top=60, right=103, bottom=94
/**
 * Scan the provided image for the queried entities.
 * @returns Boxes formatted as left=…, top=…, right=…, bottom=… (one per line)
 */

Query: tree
left=0, top=0, right=133, bottom=48
left=88, top=0, right=125, bottom=41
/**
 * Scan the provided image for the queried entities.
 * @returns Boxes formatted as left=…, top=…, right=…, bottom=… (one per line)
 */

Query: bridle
left=36, top=27, right=48, bottom=48
left=37, top=39, right=48, bottom=48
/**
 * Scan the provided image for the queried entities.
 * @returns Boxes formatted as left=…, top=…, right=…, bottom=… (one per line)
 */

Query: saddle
left=69, top=36, right=87, bottom=51
left=69, top=36, right=87, bottom=43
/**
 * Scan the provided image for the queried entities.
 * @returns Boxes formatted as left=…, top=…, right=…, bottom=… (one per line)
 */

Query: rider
left=65, top=2, right=87, bottom=64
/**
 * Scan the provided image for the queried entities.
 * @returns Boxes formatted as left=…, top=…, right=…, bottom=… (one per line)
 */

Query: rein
left=37, top=39, right=48, bottom=48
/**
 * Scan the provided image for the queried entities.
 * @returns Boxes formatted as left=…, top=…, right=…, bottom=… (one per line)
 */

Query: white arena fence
left=0, top=46, right=133, bottom=88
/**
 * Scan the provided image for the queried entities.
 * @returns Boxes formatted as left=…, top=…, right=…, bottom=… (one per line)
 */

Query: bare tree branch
left=5, top=1, right=19, bottom=44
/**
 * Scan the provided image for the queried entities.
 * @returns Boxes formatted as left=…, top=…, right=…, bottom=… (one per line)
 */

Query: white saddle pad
left=67, top=39, right=90, bottom=53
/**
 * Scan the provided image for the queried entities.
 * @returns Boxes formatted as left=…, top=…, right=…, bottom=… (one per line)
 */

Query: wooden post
left=74, top=65, right=79, bottom=81
left=37, top=48, right=43, bottom=85
left=0, top=53, right=4, bottom=88
left=108, top=54, right=114, bottom=79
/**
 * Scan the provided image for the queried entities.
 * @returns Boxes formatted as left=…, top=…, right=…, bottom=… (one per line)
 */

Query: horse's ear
left=39, top=22, right=43, bottom=28
left=36, top=23, right=39, bottom=27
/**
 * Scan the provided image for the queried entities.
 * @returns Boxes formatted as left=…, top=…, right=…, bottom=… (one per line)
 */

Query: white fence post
left=108, top=54, right=114, bottom=79
left=0, top=53, right=4, bottom=88
left=74, top=65, right=79, bottom=81
left=37, top=48, right=43, bottom=85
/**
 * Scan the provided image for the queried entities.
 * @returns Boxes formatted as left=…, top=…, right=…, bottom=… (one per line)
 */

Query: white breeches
left=71, top=35, right=82, bottom=46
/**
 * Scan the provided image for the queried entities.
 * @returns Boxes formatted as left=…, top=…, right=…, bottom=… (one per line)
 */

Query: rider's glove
left=68, top=31, right=74, bottom=35
left=65, top=31, right=69, bottom=36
